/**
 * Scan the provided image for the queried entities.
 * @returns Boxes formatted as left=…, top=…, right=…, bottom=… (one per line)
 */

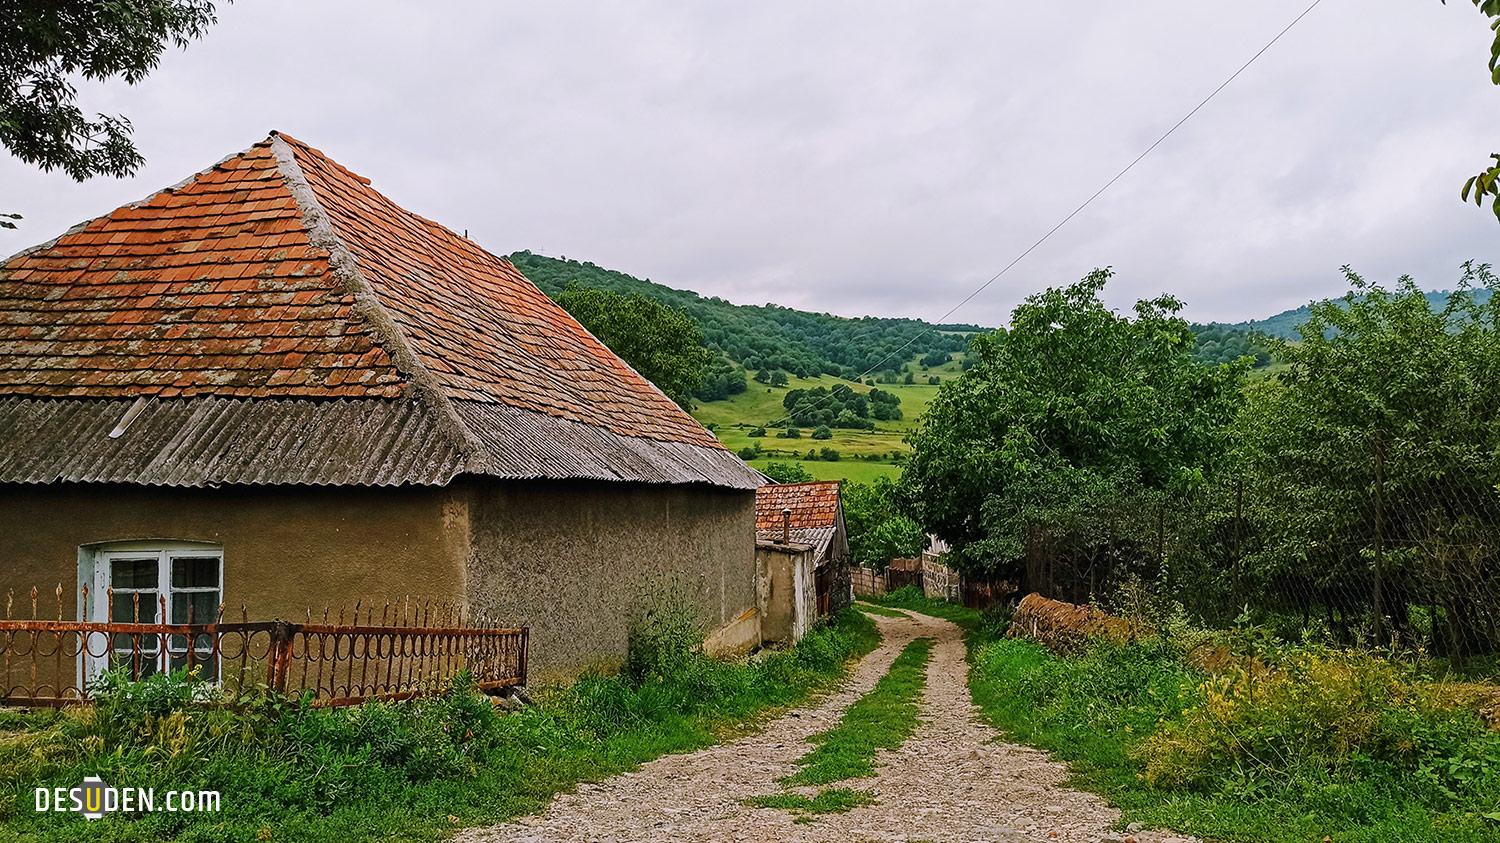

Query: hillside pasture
left=692, top=354, right=963, bottom=482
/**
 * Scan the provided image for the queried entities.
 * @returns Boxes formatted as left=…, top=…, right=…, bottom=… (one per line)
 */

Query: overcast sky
left=2, top=1, right=1496, bottom=325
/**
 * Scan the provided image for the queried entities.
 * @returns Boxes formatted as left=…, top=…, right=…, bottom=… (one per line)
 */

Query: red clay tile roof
left=755, top=481, right=842, bottom=530
left=0, top=141, right=403, bottom=398
left=0, top=132, right=719, bottom=452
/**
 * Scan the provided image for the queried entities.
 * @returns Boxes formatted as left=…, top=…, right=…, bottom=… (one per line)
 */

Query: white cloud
left=2, top=0, right=1495, bottom=326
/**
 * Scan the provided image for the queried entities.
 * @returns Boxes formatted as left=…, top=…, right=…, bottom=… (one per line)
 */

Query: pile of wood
left=1006, top=593, right=1145, bottom=651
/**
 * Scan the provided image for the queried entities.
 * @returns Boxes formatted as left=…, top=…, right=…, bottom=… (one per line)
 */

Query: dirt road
left=458, top=609, right=1196, bottom=843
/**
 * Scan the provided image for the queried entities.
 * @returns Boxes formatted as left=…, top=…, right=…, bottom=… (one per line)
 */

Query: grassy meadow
left=692, top=354, right=964, bottom=482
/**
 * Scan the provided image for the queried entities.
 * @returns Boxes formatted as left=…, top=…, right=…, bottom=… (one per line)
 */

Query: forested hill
left=1214, top=288, right=1495, bottom=340
left=508, top=251, right=984, bottom=378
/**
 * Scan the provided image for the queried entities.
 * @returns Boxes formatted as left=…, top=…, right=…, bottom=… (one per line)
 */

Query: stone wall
left=851, top=566, right=887, bottom=597
left=921, top=553, right=962, bottom=603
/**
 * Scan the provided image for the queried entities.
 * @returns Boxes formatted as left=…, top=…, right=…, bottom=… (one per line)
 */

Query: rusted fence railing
left=0, top=586, right=527, bottom=708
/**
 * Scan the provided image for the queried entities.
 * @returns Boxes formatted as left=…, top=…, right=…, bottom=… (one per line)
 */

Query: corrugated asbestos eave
left=0, top=396, right=764, bottom=490
left=0, top=397, right=465, bottom=488
left=755, top=526, right=837, bottom=559
left=452, top=400, right=765, bottom=490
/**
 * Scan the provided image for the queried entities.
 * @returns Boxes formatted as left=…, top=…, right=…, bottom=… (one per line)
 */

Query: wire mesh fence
left=0, top=586, right=527, bottom=707
left=1015, top=436, right=1500, bottom=675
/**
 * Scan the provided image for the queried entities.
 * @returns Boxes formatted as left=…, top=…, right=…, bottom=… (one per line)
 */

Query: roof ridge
left=267, top=134, right=491, bottom=474
left=270, top=133, right=726, bottom=453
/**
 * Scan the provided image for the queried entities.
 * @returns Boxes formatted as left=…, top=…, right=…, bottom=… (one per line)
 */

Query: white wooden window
left=86, top=543, right=223, bottom=681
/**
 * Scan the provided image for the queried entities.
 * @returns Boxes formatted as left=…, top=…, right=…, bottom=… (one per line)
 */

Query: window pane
left=111, top=634, right=160, bottom=653
left=110, top=558, right=158, bottom=589
left=111, top=593, right=159, bottom=623
left=171, top=557, right=218, bottom=588
left=113, top=651, right=160, bottom=679
left=170, top=591, right=218, bottom=625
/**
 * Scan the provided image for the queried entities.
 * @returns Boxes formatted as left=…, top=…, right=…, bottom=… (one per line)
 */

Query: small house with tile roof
left=754, top=481, right=852, bottom=634
left=0, top=132, right=765, bottom=679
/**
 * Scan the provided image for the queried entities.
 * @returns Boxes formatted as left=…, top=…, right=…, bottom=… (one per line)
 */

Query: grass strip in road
left=744, top=786, right=875, bottom=820
left=854, top=601, right=906, bottom=618
left=782, top=636, right=933, bottom=786
left=875, top=586, right=983, bottom=630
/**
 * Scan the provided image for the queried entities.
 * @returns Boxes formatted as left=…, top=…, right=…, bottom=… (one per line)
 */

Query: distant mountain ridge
left=509, top=251, right=984, bottom=380
left=510, top=250, right=1488, bottom=376
left=1208, top=288, right=1495, bottom=340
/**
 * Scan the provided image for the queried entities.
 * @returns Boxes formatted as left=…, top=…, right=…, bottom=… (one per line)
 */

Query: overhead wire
left=759, top=0, right=1326, bottom=432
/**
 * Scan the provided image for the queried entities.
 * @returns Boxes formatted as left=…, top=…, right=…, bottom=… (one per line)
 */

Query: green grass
left=783, top=637, right=933, bottom=786
left=868, top=587, right=1500, bottom=841
left=966, top=633, right=1500, bottom=842
left=744, top=786, right=875, bottom=818
left=692, top=353, right=965, bottom=483
left=875, top=586, right=983, bottom=631
left=0, top=610, right=880, bottom=843
left=747, top=457, right=902, bottom=483
left=854, top=601, right=907, bottom=619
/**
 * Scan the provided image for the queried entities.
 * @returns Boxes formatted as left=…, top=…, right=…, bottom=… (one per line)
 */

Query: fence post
left=518, top=627, right=528, bottom=687
left=267, top=620, right=294, bottom=694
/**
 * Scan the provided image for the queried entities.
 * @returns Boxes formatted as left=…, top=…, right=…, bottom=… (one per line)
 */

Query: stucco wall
left=0, top=482, right=471, bottom=695
left=0, top=478, right=758, bottom=689
left=464, top=478, right=757, bottom=682
left=758, top=541, right=817, bottom=645
left=0, top=483, right=471, bottom=621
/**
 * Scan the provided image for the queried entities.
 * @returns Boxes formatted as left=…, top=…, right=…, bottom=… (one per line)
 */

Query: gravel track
left=457, top=609, right=1197, bottom=843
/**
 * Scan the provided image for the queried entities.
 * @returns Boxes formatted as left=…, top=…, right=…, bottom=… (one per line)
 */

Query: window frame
left=83, top=542, right=224, bottom=682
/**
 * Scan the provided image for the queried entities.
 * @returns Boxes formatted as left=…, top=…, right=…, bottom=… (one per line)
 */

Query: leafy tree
left=1239, top=263, right=1500, bottom=649
left=902, top=371, right=915, bottom=385
left=904, top=269, right=1248, bottom=597
left=769, top=369, right=789, bottom=387
left=556, top=285, right=711, bottom=408
left=920, top=350, right=951, bottom=368
left=695, top=355, right=747, bottom=401
left=819, top=447, right=840, bottom=461
left=811, top=425, right=832, bottom=440
left=781, top=383, right=896, bottom=430
left=761, top=461, right=812, bottom=484
left=1191, top=324, right=1274, bottom=367
left=1444, top=0, right=1500, bottom=220
left=1, top=2, right=221, bottom=182
left=778, top=426, right=801, bottom=439
left=748, top=426, right=766, bottom=438
left=753, top=369, right=770, bottom=384
left=843, top=479, right=926, bottom=569
left=927, top=375, right=940, bottom=385
left=737, top=445, right=760, bottom=461
left=511, top=252, right=981, bottom=382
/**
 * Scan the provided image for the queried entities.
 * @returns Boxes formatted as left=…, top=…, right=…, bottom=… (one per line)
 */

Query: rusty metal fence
left=0, top=586, right=527, bottom=708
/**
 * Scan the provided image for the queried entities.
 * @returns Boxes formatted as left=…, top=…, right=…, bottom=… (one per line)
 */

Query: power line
left=760, top=0, right=1325, bottom=432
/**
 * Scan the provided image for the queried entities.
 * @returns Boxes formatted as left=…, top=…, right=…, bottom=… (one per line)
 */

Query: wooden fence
left=0, top=586, right=526, bottom=708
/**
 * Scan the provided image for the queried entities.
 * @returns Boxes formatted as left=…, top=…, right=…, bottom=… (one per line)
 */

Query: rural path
left=458, top=609, right=1197, bottom=843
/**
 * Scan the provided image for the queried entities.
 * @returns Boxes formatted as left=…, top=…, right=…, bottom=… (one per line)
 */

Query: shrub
left=819, top=447, right=840, bottom=461
left=748, top=427, right=766, bottom=437
left=624, top=595, right=705, bottom=685
left=1, top=608, right=879, bottom=843
left=762, top=461, right=813, bottom=483
left=812, top=425, right=832, bottom=440
left=1138, top=647, right=1500, bottom=801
